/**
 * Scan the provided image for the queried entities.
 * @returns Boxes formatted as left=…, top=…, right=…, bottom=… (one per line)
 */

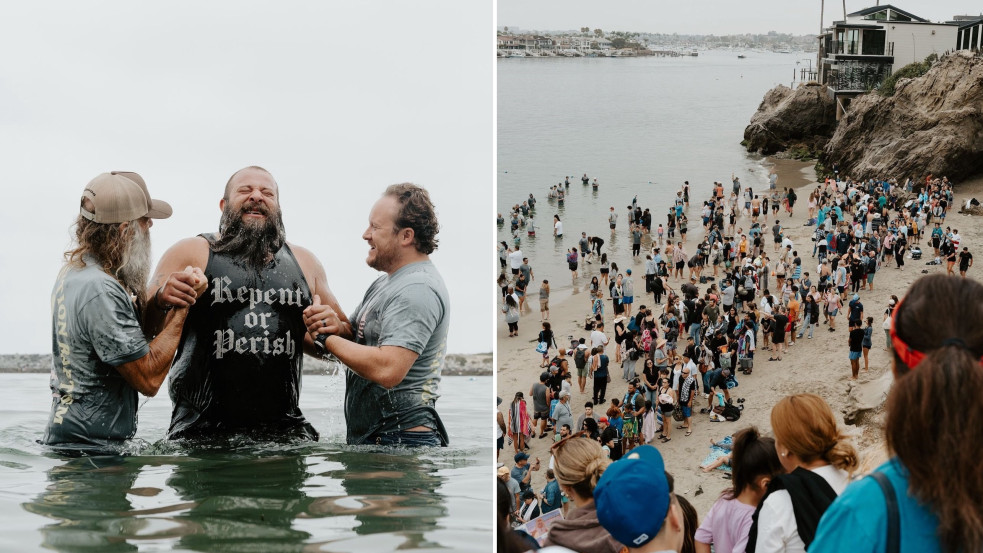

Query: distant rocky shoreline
left=0, top=352, right=492, bottom=377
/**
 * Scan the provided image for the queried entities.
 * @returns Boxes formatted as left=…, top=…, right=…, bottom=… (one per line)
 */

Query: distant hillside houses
left=497, top=33, right=644, bottom=57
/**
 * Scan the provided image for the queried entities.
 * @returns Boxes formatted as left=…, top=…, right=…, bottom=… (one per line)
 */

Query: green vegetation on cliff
left=877, top=53, right=937, bottom=97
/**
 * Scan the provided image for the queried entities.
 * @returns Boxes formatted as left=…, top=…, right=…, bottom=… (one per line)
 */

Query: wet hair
left=724, top=426, right=783, bottom=500
left=888, top=275, right=983, bottom=552
left=385, top=183, right=439, bottom=254
left=771, top=394, right=858, bottom=473
left=65, top=209, right=133, bottom=275
left=552, top=436, right=610, bottom=499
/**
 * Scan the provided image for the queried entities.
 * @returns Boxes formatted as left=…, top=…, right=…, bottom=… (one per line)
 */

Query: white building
left=818, top=5, right=959, bottom=117
left=956, top=16, right=983, bottom=50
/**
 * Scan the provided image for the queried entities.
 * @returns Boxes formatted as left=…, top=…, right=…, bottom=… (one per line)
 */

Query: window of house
left=862, top=30, right=886, bottom=55
left=846, top=29, right=859, bottom=55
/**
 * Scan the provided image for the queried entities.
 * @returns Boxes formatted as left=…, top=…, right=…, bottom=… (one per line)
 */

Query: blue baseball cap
left=594, top=445, right=671, bottom=547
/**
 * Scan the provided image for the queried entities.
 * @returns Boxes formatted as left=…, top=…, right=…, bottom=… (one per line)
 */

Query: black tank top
left=167, top=234, right=317, bottom=441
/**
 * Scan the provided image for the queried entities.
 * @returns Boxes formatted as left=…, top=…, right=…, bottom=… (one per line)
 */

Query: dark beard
left=212, top=201, right=286, bottom=269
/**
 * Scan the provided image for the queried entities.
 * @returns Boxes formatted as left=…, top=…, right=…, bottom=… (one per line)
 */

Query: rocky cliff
left=743, top=82, right=837, bottom=156
left=823, top=50, right=983, bottom=182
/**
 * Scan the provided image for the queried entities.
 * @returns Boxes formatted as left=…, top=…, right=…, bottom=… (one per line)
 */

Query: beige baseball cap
left=80, top=171, right=172, bottom=224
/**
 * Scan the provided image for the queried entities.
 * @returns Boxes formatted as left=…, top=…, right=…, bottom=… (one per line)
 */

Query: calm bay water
left=0, top=374, right=491, bottom=552
left=498, top=50, right=805, bottom=290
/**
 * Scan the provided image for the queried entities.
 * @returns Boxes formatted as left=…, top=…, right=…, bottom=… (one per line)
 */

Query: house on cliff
left=817, top=5, right=958, bottom=118
left=954, top=16, right=983, bottom=51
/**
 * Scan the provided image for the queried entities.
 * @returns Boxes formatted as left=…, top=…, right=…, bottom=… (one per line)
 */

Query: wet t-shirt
left=346, top=261, right=450, bottom=445
left=42, top=258, right=149, bottom=453
left=167, top=237, right=316, bottom=441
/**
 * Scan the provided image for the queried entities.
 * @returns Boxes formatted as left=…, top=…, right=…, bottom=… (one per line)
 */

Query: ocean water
left=0, top=374, right=491, bottom=553
left=497, top=50, right=807, bottom=289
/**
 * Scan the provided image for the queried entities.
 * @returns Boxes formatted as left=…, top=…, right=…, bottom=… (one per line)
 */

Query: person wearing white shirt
left=508, top=247, right=524, bottom=276
left=590, top=322, right=609, bottom=349
left=751, top=394, right=858, bottom=553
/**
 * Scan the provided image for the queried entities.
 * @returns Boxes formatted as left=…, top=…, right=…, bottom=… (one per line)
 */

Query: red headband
left=889, top=298, right=981, bottom=369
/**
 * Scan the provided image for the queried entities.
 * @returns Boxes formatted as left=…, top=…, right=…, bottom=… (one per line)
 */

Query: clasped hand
left=158, top=266, right=207, bottom=308
left=302, top=294, right=344, bottom=341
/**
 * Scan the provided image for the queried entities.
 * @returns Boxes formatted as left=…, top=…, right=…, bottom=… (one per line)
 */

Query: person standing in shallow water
left=149, top=166, right=350, bottom=442
left=43, top=172, right=205, bottom=455
left=306, top=183, right=450, bottom=446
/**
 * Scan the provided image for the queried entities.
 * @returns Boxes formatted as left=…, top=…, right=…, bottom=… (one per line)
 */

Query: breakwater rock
left=743, top=82, right=836, bottom=156
left=0, top=352, right=493, bottom=377
left=824, top=50, right=983, bottom=182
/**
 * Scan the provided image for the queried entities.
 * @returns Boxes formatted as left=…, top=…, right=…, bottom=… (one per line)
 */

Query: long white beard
left=118, top=224, right=152, bottom=297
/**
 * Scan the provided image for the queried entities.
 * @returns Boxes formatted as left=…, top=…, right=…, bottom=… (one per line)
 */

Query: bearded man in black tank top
left=146, top=166, right=352, bottom=441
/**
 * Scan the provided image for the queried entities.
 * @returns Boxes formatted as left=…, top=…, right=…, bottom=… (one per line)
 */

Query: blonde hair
left=552, top=437, right=610, bottom=499
left=771, top=393, right=858, bottom=473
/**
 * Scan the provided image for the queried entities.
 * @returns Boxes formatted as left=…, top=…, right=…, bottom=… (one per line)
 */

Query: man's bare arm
left=290, top=244, right=353, bottom=355
left=317, top=337, right=418, bottom=389
left=145, top=237, right=210, bottom=335
left=116, top=307, right=189, bottom=397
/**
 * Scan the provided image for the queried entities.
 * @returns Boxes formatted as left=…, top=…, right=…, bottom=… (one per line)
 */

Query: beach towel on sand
left=702, top=435, right=734, bottom=473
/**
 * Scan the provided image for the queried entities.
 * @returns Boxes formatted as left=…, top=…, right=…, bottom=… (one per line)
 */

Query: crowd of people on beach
left=497, top=170, right=980, bottom=552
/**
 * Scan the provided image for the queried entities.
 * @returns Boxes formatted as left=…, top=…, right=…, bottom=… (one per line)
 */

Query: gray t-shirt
left=505, top=477, right=521, bottom=511
left=532, top=382, right=549, bottom=413
left=42, top=258, right=149, bottom=453
left=721, top=284, right=736, bottom=306
left=345, top=260, right=450, bottom=445
left=553, top=400, right=574, bottom=431
left=653, top=347, right=668, bottom=368
left=519, top=263, right=533, bottom=284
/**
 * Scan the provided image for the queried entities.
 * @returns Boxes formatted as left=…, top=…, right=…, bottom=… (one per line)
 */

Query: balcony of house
left=827, top=39, right=894, bottom=57
left=826, top=59, right=893, bottom=93
left=823, top=26, right=894, bottom=64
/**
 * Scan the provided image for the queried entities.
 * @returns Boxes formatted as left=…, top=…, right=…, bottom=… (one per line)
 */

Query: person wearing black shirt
left=959, top=247, right=974, bottom=277
left=770, top=306, right=789, bottom=361
left=848, top=321, right=865, bottom=380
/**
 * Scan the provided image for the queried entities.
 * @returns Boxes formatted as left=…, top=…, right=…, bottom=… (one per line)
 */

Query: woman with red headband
left=812, top=274, right=983, bottom=553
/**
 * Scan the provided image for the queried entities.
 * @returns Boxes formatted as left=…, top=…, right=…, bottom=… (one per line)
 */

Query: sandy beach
left=497, top=159, right=983, bottom=516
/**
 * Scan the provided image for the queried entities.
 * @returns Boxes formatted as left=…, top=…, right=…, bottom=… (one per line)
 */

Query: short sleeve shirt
left=42, top=259, right=149, bottom=452
left=345, top=261, right=450, bottom=444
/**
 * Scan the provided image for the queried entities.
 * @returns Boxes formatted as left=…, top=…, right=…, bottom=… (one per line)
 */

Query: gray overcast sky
left=0, top=1, right=492, bottom=355
left=498, top=1, right=983, bottom=36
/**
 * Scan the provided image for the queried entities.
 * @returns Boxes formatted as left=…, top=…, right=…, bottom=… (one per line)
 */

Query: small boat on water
left=737, top=55, right=746, bottom=59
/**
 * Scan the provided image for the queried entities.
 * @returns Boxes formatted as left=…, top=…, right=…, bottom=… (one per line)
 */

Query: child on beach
left=695, top=427, right=783, bottom=553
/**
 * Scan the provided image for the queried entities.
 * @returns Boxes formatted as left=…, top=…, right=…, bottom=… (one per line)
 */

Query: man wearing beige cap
left=147, top=166, right=350, bottom=441
left=42, top=171, right=205, bottom=455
